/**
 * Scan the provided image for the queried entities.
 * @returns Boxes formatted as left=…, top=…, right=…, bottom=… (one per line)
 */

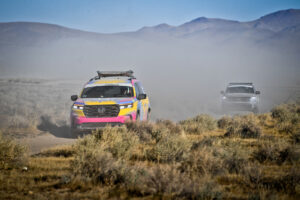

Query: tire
left=147, top=110, right=151, bottom=121
left=252, top=107, right=259, bottom=114
left=70, top=120, right=81, bottom=138
left=221, top=104, right=227, bottom=114
left=136, top=112, right=140, bottom=121
left=70, top=127, right=80, bottom=138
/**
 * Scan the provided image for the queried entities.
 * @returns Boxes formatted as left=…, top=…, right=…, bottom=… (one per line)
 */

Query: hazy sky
left=0, top=0, right=300, bottom=33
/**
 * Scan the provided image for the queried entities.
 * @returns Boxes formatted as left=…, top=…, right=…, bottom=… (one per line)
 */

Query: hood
left=75, top=97, right=135, bottom=106
left=225, top=93, right=256, bottom=98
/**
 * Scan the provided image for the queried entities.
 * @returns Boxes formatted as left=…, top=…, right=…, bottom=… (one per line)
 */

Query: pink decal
left=119, top=98, right=134, bottom=102
left=76, top=115, right=130, bottom=124
left=131, top=112, right=137, bottom=121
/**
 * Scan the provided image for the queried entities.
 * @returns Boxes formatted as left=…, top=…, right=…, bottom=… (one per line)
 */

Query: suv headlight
left=250, top=97, right=257, bottom=102
left=73, top=105, right=84, bottom=110
left=120, top=103, right=133, bottom=109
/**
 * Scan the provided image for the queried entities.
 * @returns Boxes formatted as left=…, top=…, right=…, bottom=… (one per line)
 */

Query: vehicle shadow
left=37, top=115, right=76, bottom=139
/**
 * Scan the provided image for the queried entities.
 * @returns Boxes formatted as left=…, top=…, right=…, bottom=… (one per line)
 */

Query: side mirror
left=137, top=94, right=147, bottom=100
left=255, top=91, right=260, bottom=95
left=71, top=95, right=78, bottom=101
left=220, top=91, right=225, bottom=95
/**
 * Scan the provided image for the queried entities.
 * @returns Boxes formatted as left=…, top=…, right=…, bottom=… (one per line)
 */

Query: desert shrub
left=191, top=136, right=214, bottom=150
left=271, top=103, right=300, bottom=134
left=131, top=165, right=185, bottom=195
left=271, top=105, right=288, bottom=122
left=126, top=165, right=222, bottom=199
left=252, top=141, right=299, bottom=165
left=179, top=148, right=225, bottom=176
left=266, top=166, right=300, bottom=194
left=191, top=180, right=222, bottom=200
left=242, top=163, right=264, bottom=189
left=71, top=127, right=141, bottom=184
left=271, top=103, right=299, bottom=122
left=71, top=144, right=128, bottom=184
left=180, top=114, right=217, bottom=134
left=99, top=126, right=140, bottom=159
left=72, top=134, right=222, bottom=198
left=275, top=121, right=298, bottom=134
left=152, top=120, right=183, bottom=142
left=222, top=151, right=248, bottom=174
left=242, top=164, right=300, bottom=195
left=74, top=131, right=100, bottom=149
left=224, top=114, right=261, bottom=138
left=36, top=145, right=75, bottom=158
left=247, top=192, right=280, bottom=200
left=252, top=166, right=299, bottom=195
left=74, top=126, right=139, bottom=160
left=146, top=133, right=191, bottom=162
left=291, top=131, right=300, bottom=144
left=257, top=113, right=271, bottom=127
left=0, top=132, right=27, bottom=169
left=125, top=121, right=154, bottom=142
left=217, top=116, right=232, bottom=129
left=125, top=120, right=183, bottom=143
left=156, top=119, right=183, bottom=134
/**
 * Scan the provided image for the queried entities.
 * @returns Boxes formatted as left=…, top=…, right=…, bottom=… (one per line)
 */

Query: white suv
left=221, top=83, right=260, bottom=113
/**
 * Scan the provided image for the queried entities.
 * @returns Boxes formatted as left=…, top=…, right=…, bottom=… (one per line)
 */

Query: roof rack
left=229, top=82, right=253, bottom=85
left=89, top=70, right=135, bottom=81
left=97, top=70, right=135, bottom=78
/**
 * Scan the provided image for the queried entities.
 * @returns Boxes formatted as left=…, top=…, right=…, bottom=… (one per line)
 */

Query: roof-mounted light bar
left=229, top=82, right=253, bottom=85
left=96, top=70, right=135, bottom=79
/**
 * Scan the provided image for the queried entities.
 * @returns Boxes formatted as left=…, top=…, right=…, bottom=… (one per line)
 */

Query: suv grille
left=80, top=122, right=122, bottom=129
left=83, top=105, right=120, bottom=118
left=227, top=97, right=251, bottom=102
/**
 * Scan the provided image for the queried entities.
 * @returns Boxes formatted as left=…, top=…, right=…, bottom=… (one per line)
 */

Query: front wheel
left=221, top=104, right=228, bottom=114
left=252, top=107, right=259, bottom=114
left=70, top=126, right=81, bottom=138
left=70, top=120, right=81, bottom=138
left=146, top=110, right=151, bottom=121
left=136, top=112, right=140, bottom=121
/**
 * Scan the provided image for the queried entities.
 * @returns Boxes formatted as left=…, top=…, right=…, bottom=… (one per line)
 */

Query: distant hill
left=0, top=9, right=299, bottom=46
left=248, top=9, right=300, bottom=32
left=0, top=22, right=104, bottom=46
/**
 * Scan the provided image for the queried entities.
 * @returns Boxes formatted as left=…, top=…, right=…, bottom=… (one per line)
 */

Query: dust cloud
left=0, top=25, right=299, bottom=121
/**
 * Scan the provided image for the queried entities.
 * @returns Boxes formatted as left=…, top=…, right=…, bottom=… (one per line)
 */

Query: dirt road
left=19, top=133, right=76, bottom=155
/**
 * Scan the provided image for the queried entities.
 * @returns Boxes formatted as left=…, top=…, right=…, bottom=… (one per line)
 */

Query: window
left=81, top=86, right=133, bottom=98
left=134, top=82, right=145, bottom=97
left=226, top=86, right=254, bottom=94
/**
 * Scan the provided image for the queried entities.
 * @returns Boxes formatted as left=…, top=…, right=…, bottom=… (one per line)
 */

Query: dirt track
left=19, top=133, right=75, bottom=155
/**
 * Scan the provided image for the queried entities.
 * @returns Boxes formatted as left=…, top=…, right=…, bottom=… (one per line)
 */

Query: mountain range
left=0, top=9, right=299, bottom=47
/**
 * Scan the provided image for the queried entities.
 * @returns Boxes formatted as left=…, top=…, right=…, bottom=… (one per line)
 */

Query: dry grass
left=0, top=132, right=28, bottom=170
left=1, top=102, right=300, bottom=199
left=145, top=132, right=191, bottom=162
left=271, top=103, right=300, bottom=134
left=35, top=145, right=75, bottom=158
left=251, top=139, right=299, bottom=165
left=179, top=114, right=217, bottom=134
left=224, top=114, right=262, bottom=138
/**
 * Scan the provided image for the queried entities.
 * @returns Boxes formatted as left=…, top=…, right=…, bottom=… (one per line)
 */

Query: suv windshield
left=81, top=86, right=133, bottom=98
left=226, top=86, right=254, bottom=93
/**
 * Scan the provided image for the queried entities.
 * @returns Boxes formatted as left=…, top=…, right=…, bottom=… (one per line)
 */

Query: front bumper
left=76, top=122, right=123, bottom=130
left=71, top=114, right=135, bottom=130
left=222, top=101, right=257, bottom=111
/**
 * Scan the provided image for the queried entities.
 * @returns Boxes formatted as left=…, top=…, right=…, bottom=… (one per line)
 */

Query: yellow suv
left=70, top=70, right=150, bottom=133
